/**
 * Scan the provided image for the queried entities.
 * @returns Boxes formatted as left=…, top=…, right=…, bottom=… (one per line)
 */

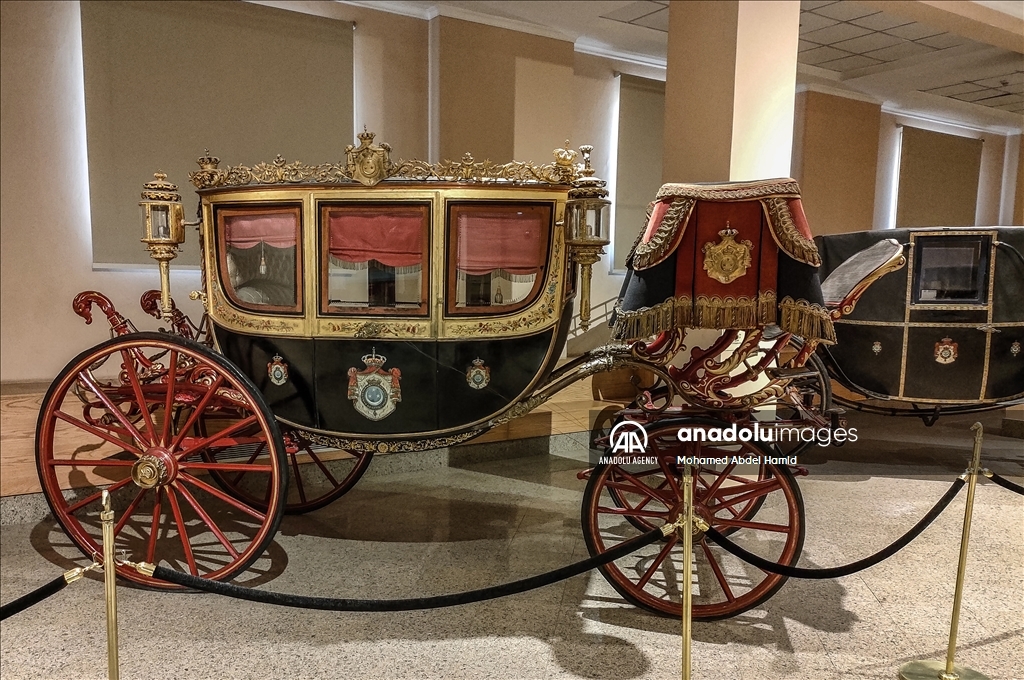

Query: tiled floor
left=1, top=409, right=1021, bottom=680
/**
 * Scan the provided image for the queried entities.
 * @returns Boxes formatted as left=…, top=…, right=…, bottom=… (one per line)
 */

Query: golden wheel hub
left=132, top=454, right=169, bottom=489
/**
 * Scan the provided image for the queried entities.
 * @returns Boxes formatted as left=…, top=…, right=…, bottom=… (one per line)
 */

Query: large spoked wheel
left=582, top=418, right=804, bottom=620
left=36, top=332, right=287, bottom=588
left=772, top=341, right=833, bottom=457
left=201, top=428, right=373, bottom=514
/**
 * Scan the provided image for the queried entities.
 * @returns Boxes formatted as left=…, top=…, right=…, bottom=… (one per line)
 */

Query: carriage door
left=313, top=201, right=438, bottom=435
left=902, top=233, right=992, bottom=402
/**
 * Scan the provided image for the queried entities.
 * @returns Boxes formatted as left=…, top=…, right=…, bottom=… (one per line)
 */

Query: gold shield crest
left=346, top=130, right=392, bottom=187
left=347, top=350, right=402, bottom=420
left=466, top=358, right=491, bottom=390
left=702, top=227, right=753, bottom=284
left=934, top=337, right=958, bottom=365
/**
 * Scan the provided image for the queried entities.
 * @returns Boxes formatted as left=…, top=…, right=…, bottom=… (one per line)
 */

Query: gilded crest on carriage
left=934, top=337, right=958, bottom=365
left=267, top=354, right=289, bottom=386
left=347, top=349, right=402, bottom=420
left=702, top=226, right=753, bottom=284
left=466, top=358, right=491, bottom=390
left=346, top=129, right=392, bottom=186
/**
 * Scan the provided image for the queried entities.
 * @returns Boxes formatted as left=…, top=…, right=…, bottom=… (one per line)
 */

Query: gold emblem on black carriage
left=872, top=341, right=882, bottom=355
left=466, top=358, right=491, bottom=390
left=267, top=354, right=289, bottom=386
left=347, top=349, right=402, bottom=420
left=1012, top=340, right=1021, bottom=357
left=934, top=337, right=958, bottom=365
left=702, top=225, right=753, bottom=284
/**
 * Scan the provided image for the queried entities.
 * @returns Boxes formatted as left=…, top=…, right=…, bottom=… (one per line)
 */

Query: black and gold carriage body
left=817, top=226, right=1024, bottom=406
left=194, top=163, right=582, bottom=447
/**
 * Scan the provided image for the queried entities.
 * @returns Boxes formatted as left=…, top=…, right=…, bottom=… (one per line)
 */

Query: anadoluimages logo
left=609, top=420, right=649, bottom=454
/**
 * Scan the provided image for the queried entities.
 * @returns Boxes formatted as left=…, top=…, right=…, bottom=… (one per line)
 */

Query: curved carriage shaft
left=36, top=334, right=285, bottom=588
left=583, top=423, right=804, bottom=620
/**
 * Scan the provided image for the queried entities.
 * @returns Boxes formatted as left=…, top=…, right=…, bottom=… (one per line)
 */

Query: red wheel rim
left=36, top=333, right=286, bottom=588
left=583, top=421, right=804, bottom=620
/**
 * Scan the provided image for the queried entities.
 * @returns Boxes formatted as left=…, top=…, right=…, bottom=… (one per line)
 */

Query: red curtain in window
left=224, top=213, right=297, bottom=249
left=327, top=208, right=424, bottom=267
left=457, top=209, right=546, bottom=275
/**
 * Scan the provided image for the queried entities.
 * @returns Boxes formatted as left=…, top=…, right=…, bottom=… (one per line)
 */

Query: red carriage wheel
left=582, top=419, right=804, bottom=620
left=201, top=428, right=373, bottom=514
left=36, top=332, right=286, bottom=588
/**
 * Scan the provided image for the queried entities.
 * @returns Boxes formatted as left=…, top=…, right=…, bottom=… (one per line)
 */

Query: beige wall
left=792, top=90, right=881, bottom=235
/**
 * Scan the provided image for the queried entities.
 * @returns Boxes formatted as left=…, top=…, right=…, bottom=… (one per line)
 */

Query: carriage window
left=217, top=206, right=302, bottom=314
left=320, top=203, right=429, bottom=315
left=912, top=235, right=990, bottom=305
left=447, top=203, right=551, bottom=315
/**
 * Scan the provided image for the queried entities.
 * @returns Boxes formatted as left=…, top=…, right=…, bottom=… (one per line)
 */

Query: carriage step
left=765, top=366, right=818, bottom=380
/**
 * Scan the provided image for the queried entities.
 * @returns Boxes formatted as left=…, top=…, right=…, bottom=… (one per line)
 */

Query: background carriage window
left=912, top=235, right=990, bottom=305
left=448, top=203, right=551, bottom=314
left=321, top=204, right=429, bottom=315
left=218, top=207, right=301, bottom=313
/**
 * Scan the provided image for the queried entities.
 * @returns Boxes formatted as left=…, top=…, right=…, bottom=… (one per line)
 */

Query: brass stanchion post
left=681, top=463, right=693, bottom=680
left=898, top=423, right=990, bottom=680
left=100, top=490, right=120, bottom=680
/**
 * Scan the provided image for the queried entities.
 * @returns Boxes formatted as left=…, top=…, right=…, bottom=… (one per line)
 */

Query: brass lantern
left=565, top=145, right=611, bottom=332
left=139, top=172, right=185, bottom=320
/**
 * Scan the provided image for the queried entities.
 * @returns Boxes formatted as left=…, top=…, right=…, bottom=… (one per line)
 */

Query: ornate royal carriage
left=35, top=134, right=905, bottom=620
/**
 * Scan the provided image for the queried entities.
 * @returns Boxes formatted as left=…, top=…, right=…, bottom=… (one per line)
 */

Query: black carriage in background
left=816, top=227, right=1024, bottom=422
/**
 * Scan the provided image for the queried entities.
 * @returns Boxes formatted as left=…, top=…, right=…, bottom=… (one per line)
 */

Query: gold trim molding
left=656, top=179, right=801, bottom=202
left=630, top=198, right=695, bottom=270
left=190, top=131, right=586, bottom=190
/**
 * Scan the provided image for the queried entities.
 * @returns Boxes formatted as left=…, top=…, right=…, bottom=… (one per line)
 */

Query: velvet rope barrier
left=0, top=564, right=100, bottom=621
left=704, top=477, right=965, bottom=579
left=985, top=471, right=1024, bottom=496
left=133, top=525, right=668, bottom=612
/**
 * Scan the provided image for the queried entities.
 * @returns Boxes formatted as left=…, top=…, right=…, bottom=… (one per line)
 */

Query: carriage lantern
left=139, top=172, right=185, bottom=321
left=565, top=145, right=611, bottom=331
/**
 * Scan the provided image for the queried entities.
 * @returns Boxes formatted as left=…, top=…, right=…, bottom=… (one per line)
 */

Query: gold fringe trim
left=612, top=292, right=777, bottom=341
left=656, top=179, right=801, bottom=202
left=779, top=296, right=836, bottom=345
left=631, top=198, right=696, bottom=270
left=763, top=197, right=821, bottom=267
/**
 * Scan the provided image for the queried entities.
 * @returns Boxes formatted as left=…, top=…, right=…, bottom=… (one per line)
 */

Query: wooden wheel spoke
left=306, top=448, right=340, bottom=487
left=711, top=480, right=783, bottom=513
left=53, top=411, right=144, bottom=457
left=709, top=476, right=782, bottom=502
left=177, top=472, right=266, bottom=521
left=76, top=371, right=149, bottom=449
left=637, top=536, right=678, bottom=589
left=146, top=488, right=163, bottom=564
left=657, top=455, right=682, bottom=498
left=48, top=458, right=135, bottom=467
left=65, top=478, right=134, bottom=513
left=290, top=452, right=307, bottom=504
left=172, top=482, right=239, bottom=559
left=178, top=415, right=258, bottom=459
left=181, top=462, right=273, bottom=473
left=701, top=540, right=735, bottom=602
left=702, top=463, right=737, bottom=499
left=229, top=442, right=266, bottom=485
left=612, top=467, right=674, bottom=504
left=712, top=517, right=791, bottom=533
left=120, top=349, right=157, bottom=445
left=113, top=489, right=148, bottom=536
left=597, top=506, right=669, bottom=518
left=164, top=486, right=198, bottom=575
left=160, top=350, right=179, bottom=446
left=170, top=375, right=225, bottom=451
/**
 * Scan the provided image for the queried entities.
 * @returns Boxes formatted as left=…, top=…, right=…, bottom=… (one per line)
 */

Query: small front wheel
left=36, top=332, right=287, bottom=588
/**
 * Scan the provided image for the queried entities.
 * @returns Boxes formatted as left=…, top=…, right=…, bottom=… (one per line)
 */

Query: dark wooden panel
left=903, top=327, right=986, bottom=401
left=826, top=324, right=904, bottom=396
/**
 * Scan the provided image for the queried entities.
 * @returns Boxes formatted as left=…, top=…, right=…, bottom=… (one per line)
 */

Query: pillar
left=663, top=1, right=801, bottom=183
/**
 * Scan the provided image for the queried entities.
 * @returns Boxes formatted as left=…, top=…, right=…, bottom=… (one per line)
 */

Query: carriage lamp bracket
left=565, top=145, right=611, bottom=333
left=140, top=172, right=187, bottom=322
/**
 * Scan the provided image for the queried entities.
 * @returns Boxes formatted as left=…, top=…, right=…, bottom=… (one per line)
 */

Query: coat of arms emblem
left=466, top=358, right=491, bottom=390
left=346, top=129, right=392, bottom=186
left=934, top=337, right=958, bottom=364
left=702, top=225, right=753, bottom=284
left=267, top=355, right=289, bottom=386
left=347, top=349, right=401, bottom=420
